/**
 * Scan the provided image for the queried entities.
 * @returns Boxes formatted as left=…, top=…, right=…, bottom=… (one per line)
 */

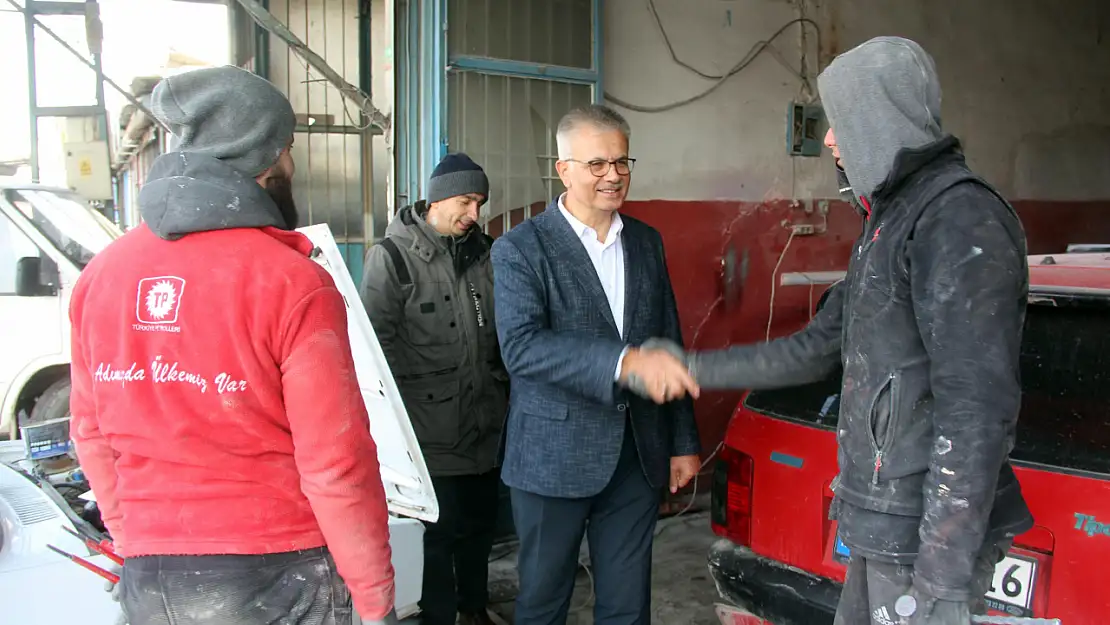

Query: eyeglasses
left=564, top=158, right=637, bottom=177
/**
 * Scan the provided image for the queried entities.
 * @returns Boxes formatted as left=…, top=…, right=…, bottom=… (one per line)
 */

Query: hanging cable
left=606, top=8, right=822, bottom=114
left=765, top=229, right=798, bottom=341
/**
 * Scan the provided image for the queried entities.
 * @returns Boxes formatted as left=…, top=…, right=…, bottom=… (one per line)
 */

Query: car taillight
left=711, top=446, right=754, bottom=546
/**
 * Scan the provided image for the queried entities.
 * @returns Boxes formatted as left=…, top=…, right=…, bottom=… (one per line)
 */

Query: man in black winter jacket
left=644, top=37, right=1034, bottom=625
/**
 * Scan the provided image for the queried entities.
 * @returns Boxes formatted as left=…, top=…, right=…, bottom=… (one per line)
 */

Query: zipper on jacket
left=869, top=371, right=904, bottom=486
left=866, top=373, right=894, bottom=486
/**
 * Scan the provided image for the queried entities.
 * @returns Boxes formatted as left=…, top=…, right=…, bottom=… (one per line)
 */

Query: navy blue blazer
left=491, top=199, right=700, bottom=498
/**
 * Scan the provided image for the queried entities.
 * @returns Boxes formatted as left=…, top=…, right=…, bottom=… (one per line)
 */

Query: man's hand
left=641, top=337, right=705, bottom=385
left=619, top=347, right=700, bottom=404
left=104, top=562, right=127, bottom=625
left=104, top=562, right=122, bottom=601
left=669, top=455, right=700, bottom=494
left=640, top=338, right=687, bottom=363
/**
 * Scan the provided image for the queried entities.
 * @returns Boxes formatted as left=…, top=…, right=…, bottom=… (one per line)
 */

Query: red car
left=708, top=252, right=1110, bottom=625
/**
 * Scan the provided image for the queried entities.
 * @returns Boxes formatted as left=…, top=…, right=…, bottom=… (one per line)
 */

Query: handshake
left=618, top=338, right=699, bottom=404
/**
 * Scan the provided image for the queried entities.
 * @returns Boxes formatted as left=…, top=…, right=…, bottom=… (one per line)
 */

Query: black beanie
left=150, top=66, right=296, bottom=177
left=427, top=153, right=489, bottom=206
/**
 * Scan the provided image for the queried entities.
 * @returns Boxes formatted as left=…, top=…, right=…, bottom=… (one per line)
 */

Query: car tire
left=23, top=377, right=72, bottom=427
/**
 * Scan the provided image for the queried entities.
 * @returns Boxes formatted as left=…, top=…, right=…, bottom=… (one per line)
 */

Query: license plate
left=833, top=536, right=851, bottom=563
left=984, top=554, right=1038, bottom=617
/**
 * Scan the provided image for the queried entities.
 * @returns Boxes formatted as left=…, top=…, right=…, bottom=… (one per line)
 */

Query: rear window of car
left=743, top=294, right=1110, bottom=477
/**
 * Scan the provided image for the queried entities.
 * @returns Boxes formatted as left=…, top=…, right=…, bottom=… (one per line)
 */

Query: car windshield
left=743, top=293, right=1110, bottom=477
left=3, top=188, right=121, bottom=269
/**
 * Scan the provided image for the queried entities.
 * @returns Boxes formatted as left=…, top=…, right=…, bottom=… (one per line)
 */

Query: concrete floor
left=487, top=511, right=723, bottom=625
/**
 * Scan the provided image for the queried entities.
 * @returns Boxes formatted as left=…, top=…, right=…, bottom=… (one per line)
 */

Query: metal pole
left=86, top=0, right=111, bottom=156
left=25, top=0, right=39, bottom=182
left=359, top=0, right=375, bottom=242
left=5, top=0, right=168, bottom=132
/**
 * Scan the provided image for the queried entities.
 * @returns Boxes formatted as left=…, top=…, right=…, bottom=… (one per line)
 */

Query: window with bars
left=416, top=0, right=600, bottom=233
left=447, top=73, right=592, bottom=228
left=447, top=0, right=593, bottom=69
left=252, top=0, right=373, bottom=284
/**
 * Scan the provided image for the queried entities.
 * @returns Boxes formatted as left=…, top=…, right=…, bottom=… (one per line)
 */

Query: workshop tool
left=971, top=616, right=1061, bottom=624
left=61, top=525, right=124, bottom=565
left=46, top=544, right=121, bottom=584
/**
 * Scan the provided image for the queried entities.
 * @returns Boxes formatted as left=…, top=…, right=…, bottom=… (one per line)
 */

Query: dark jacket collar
left=870, top=135, right=963, bottom=209
left=388, top=200, right=490, bottom=274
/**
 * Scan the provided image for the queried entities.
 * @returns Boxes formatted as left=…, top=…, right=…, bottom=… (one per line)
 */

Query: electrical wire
left=605, top=3, right=822, bottom=114
left=645, top=0, right=815, bottom=84
left=571, top=559, right=596, bottom=612
left=765, top=229, right=798, bottom=341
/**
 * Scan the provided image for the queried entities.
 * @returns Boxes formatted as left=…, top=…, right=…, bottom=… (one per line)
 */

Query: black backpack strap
left=378, top=237, right=412, bottom=287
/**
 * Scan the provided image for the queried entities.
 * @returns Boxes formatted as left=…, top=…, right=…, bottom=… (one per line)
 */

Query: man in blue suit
left=491, top=104, right=702, bottom=625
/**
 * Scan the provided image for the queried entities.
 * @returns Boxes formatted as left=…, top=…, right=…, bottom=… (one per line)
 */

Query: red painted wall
left=490, top=199, right=1110, bottom=465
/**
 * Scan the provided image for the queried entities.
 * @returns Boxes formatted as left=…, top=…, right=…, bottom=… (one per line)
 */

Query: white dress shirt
left=557, top=195, right=629, bottom=380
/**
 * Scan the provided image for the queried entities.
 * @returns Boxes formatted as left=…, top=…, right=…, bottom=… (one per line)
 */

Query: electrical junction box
left=63, top=141, right=112, bottom=200
left=787, top=101, right=824, bottom=157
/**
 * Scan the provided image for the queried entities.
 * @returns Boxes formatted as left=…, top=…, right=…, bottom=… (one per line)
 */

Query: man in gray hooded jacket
left=360, top=153, right=507, bottom=625
left=644, top=37, right=1034, bottom=625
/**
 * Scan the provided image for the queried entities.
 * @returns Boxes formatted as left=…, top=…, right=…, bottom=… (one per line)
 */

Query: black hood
left=138, top=151, right=286, bottom=240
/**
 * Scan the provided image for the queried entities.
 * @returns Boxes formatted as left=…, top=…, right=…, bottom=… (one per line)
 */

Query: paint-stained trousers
left=120, top=547, right=352, bottom=625
left=833, top=538, right=1013, bottom=625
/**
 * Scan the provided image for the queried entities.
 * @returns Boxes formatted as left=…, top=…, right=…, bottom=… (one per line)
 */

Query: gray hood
left=817, top=36, right=943, bottom=199
left=139, top=152, right=286, bottom=240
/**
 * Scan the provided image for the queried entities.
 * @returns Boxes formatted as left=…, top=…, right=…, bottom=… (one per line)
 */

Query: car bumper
left=707, top=538, right=840, bottom=625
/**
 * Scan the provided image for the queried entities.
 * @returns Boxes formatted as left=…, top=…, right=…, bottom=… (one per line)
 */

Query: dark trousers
left=511, top=423, right=661, bottom=625
left=420, top=468, right=501, bottom=625
left=120, top=547, right=351, bottom=625
left=833, top=538, right=1013, bottom=625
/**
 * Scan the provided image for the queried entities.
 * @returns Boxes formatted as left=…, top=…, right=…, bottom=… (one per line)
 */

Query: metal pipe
left=25, top=0, right=39, bottom=182
left=230, top=0, right=388, bottom=133
left=779, top=270, right=846, bottom=286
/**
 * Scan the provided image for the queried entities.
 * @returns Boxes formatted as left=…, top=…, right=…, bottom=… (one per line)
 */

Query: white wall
left=604, top=0, right=1110, bottom=202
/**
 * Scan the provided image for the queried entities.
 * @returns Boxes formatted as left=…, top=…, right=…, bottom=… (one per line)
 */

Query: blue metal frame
left=394, top=0, right=421, bottom=209
left=593, top=0, right=604, bottom=103
left=447, top=56, right=598, bottom=86
left=418, top=0, right=447, bottom=195
left=397, top=0, right=604, bottom=203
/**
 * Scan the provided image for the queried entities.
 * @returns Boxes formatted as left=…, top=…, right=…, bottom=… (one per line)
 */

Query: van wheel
left=23, top=377, right=72, bottom=427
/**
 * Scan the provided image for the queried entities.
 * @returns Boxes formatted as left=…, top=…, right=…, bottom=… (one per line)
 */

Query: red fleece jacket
left=70, top=224, right=395, bottom=619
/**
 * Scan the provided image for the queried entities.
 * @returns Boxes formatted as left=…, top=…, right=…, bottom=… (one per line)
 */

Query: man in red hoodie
left=69, top=65, right=399, bottom=625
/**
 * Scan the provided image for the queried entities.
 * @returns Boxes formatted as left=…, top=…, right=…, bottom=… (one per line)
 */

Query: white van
left=0, top=188, right=438, bottom=623
left=0, top=184, right=122, bottom=439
